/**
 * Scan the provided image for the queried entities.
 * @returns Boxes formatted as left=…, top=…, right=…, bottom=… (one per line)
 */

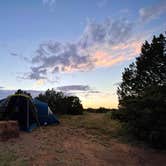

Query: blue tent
left=0, top=94, right=59, bottom=132
left=33, top=99, right=59, bottom=126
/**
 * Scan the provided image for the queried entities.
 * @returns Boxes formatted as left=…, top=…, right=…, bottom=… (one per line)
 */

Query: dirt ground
left=0, top=113, right=166, bottom=166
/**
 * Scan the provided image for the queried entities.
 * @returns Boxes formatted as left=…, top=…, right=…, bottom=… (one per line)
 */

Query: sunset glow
left=0, top=0, right=165, bottom=108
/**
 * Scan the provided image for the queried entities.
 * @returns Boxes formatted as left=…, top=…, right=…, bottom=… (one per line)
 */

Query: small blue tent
left=0, top=94, right=59, bottom=132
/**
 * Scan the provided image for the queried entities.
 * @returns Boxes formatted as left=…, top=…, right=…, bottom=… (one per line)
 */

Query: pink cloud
left=92, top=51, right=125, bottom=67
left=91, top=40, right=142, bottom=68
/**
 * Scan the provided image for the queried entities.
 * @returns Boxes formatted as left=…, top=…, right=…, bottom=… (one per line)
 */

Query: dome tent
left=0, top=94, right=59, bottom=132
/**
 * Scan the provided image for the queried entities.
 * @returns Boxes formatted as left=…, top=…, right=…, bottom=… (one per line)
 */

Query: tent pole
left=27, top=99, right=29, bottom=129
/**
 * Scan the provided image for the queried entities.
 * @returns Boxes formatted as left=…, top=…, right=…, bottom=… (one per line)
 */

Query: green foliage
left=15, top=89, right=32, bottom=98
left=36, top=89, right=83, bottom=115
left=115, top=33, right=166, bottom=148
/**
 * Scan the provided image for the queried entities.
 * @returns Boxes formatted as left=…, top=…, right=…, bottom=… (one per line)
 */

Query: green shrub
left=36, top=89, right=83, bottom=115
left=112, top=87, right=166, bottom=148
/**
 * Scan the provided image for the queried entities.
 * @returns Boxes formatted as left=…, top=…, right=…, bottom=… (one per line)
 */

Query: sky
left=0, top=0, right=166, bottom=108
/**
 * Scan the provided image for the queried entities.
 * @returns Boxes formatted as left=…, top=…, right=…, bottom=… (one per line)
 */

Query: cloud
left=56, top=85, right=101, bottom=97
left=33, top=79, right=46, bottom=89
left=85, top=36, right=142, bottom=68
left=25, top=18, right=136, bottom=81
left=10, top=52, right=19, bottom=57
left=119, top=9, right=129, bottom=14
left=22, top=67, right=47, bottom=80
left=42, top=0, right=57, bottom=11
left=139, top=1, right=166, bottom=22
left=79, top=18, right=133, bottom=49
left=92, top=51, right=126, bottom=67
left=0, top=86, right=4, bottom=89
left=20, top=17, right=145, bottom=82
left=56, top=85, right=90, bottom=92
left=96, top=0, right=108, bottom=8
left=27, top=42, right=93, bottom=80
left=10, top=52, right=30, bottom=62
left=42, top=0, right=56, bottom=6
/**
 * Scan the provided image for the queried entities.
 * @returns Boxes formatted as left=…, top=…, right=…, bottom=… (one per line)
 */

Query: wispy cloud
left=139, top=0, right=166, bottom=23
left=25, top=42, right=93, bottom=80
left=33, top=79, right=46, bottom=89
left=56, top=85, right=90, bottom=92
left=79, top=18, right=133, bottom=49
left=10, top=52, right=19, bottom=57
left=42, top=0, right=57, bottom=11
left=10, top=52, right=30, bottom=62
left=119, top=9, right=129, bottom=14
left=24, top=18, right=140, bottom=81
left=96, top=0, right=108, bottom=8
left=56, top=85, right=101, bottom=97
left=42, top=0, right=56, bottom=6
left=91, top=39, right=142, bottom=67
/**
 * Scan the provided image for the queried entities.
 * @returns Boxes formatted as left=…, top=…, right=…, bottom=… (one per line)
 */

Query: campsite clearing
left=0, top=113, right=166, bottom=166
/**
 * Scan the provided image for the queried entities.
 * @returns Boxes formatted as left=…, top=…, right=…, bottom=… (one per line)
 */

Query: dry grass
left=0, top=112, right=166, bottom=166
left=61, top=112, right=129, bottom=142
